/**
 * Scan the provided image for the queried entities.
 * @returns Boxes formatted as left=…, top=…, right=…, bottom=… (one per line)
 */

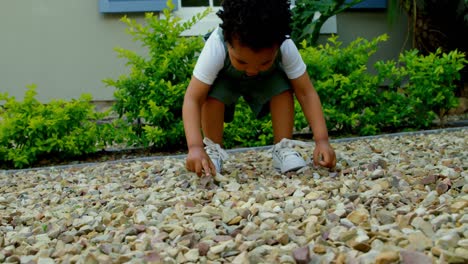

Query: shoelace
left=272, top=138, right=312, bottom=160
left=274, top=138, right=312, bottom=149
left=203, top=137, right=229, bottom=161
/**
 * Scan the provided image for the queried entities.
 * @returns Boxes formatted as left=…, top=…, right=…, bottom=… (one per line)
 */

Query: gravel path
left=1, top=128, right=467, bottom=263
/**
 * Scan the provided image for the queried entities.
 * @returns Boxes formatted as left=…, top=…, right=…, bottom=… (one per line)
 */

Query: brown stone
left=420, top=174, right=438, bottom=185
left=293, top=246, right=310, bottom=264
left=313, top=244, right=327, bottom=254
left=197, top=242, right=210, bottom=256
left=347, top=210, right=369, bottom=225
left=335, top=253, right=346, bottom=264
left=375, top=251, right=400, bottom=264
left=347, top=240, right=371, bottom=252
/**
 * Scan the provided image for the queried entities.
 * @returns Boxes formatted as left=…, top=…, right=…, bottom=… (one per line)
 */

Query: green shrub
left=299, top=34, right=388, bottom=135
left=0, top=85, right=106, bottom=168
left=103, top=1, right=210, bottom=149
left=298, top=34, right=466, bottom=136
left=375, top=48, right=467, bottom=127
left=223, top=98, right=274, bottom=148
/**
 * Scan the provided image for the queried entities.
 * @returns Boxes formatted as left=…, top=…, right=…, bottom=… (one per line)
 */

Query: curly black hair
left=217, top=0, right=292, bottom=51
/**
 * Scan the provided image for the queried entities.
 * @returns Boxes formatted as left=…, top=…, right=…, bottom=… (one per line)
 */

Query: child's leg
left=202, top=97, right=225, bottom=145
left=270, top=90, right=294, bottom=143
left=269, top=90, right=307, bottom=173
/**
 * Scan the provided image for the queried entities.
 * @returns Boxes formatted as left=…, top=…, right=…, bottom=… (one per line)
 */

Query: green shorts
left=207, top=70, right=292, bottom=122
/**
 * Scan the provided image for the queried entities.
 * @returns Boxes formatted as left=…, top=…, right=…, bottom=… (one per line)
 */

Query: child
left=182, top=0, right=336, bottom=176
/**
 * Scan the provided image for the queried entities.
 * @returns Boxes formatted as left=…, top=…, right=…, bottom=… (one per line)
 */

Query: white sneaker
left=272, top=138, right=308, bottom=173
left=203, top=137, right=228, bottom=173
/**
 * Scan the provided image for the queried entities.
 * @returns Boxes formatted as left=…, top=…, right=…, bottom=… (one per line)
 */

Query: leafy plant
left=0, top=85, right=107, bottom=168
left=103, top=1, right=210, bottom=149
left=376, top=48, right=467, bottom=126
left=223, top=99, right=274, bottom=148
left=291, top=0, right=364, bottom=46
left=299, top=34, right=388, bottom=135
left=300, top=34, right=466, bottom=135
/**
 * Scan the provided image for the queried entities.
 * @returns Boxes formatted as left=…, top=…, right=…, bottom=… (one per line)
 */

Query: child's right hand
left=186, top=146, right=216, bottom=177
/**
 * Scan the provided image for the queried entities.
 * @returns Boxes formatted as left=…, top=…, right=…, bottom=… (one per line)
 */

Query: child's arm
left=182, top=77, right=217, bottom=176
left=290, top=71, right=337, bottom=168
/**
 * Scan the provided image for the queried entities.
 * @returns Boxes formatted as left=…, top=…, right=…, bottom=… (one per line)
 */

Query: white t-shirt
left=193, top=27, right=307, bottom=85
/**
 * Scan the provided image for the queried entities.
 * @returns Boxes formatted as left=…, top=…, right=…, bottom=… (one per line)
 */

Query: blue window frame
left=347, top=0, right=387, bottom=9
left=99, top=0, right=177, bottom=13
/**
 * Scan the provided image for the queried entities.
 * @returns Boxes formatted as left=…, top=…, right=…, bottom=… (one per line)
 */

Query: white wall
left=335, top=10, right=410, bottom=75
left=0, top=0, right=145, bottom=102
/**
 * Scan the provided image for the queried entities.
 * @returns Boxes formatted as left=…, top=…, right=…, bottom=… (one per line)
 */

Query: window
left=173, top=0, right=222, bottom=36
left=99, top=0, right=176, bottom=13
left=180, top=0, right=222, bottom=7
left=347, top=0, right=387, bottom=9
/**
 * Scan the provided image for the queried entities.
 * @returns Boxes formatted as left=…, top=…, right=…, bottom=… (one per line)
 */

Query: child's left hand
left=313, top=140, right=336, bottom=168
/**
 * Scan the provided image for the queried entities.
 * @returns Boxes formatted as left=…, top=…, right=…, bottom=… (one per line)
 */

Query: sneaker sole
left=273, top=164, right=306, bottom=174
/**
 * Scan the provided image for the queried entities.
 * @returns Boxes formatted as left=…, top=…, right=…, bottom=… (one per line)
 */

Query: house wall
left=333, top=9, right=411, bottom=75
left=0, top=0, right=145, bottom=102
left=0, top=0, right=409, bottom=102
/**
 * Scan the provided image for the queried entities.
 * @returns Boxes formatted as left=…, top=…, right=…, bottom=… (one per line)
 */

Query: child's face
left=227, top=37, right=279, bottom=76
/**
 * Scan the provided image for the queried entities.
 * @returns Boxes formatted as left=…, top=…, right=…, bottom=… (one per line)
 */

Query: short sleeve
left=193, top=27, right=226, bottom=85
left=280, top=39, right=307, bottom=80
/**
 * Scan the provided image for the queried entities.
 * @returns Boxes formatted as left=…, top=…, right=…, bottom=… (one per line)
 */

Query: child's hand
left=186, top=146, right=216, bottom=177
left=313, top=140, right=336, bottom=169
